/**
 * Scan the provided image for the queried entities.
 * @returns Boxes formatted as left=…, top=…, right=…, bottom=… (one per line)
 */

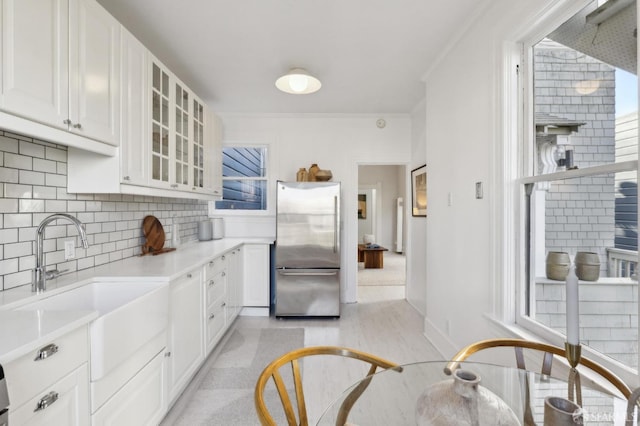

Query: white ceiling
left=97, top=0, right=485, bottom=114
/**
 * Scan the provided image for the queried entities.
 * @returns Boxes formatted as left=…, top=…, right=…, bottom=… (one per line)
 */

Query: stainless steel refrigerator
left=275, top=181, right=341, bottom=317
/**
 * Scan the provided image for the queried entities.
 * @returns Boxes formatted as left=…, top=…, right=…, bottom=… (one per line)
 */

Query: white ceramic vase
left=415, top=369, right=520, bottom=426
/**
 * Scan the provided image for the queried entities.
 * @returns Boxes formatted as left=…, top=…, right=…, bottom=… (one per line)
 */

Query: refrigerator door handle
left=278, top=271, right=338, bottom=277
left=333, top=195, right=338, bottom=253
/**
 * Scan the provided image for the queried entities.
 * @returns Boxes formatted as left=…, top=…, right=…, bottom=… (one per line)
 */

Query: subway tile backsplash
left=0, top=130, right=208, bottom=291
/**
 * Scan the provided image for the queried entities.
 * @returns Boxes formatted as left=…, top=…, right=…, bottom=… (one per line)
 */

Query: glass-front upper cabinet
left=151, top=62, right=170, bottom=185
left=175, top=82, right=190, bottom=188
left=193, top=98, right=205, bottom=190
left=150, top=56, right=214, bottom=193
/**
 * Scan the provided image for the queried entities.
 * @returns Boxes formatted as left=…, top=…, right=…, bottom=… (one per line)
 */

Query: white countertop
left=0, top=237, right=272, bottom=365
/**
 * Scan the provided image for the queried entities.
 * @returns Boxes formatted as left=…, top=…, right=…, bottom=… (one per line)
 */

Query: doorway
left=356, top=164, right=407, bottom=302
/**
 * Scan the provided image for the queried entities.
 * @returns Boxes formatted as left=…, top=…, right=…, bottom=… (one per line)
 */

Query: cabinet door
left=10, top=364, right=90, bottom=426
left=226, top=248, right=243, bottom=322
left=0, top=0, right=69, bottom=128
left=167, top=269, right=204, bottom=403
left=150, top=59, right=171, bottom=188
left=173, top=78, right=191, bottom=190
left=243, top=244, right=270, bottom=307
left=120, top=27, right=148, bottom=186
left=69, top=0, right=120, bottom=146
left=205, top=110, right=223, bottom=197
left=191, top=95, right=206, bottom=192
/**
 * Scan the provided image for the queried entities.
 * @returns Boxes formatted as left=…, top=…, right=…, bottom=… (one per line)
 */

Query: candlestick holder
left=565, top=342, right=583, bottom=406
left=565, top=342, right=581, bottom=368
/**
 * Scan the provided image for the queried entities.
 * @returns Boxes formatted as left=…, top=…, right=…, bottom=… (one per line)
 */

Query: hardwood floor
left=162, top=286, right=439, bottom=425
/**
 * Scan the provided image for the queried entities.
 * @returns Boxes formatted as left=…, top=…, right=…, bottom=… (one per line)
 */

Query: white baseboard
left=423, top=317, right=458, bottom=359
left=240, top=307, right=269, bottom=316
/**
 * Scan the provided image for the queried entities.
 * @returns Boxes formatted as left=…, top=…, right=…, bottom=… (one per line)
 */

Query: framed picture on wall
left=358, top=194, right=367, bottom=219
left=411, top=165, right=427, bottom=217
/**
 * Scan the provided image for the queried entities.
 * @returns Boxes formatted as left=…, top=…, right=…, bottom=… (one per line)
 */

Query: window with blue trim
left=215, top=146, right=268, bottom=210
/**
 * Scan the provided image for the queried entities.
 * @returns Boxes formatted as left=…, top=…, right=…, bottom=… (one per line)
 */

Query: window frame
left=505, top=0, right=640, bottom=386
left=212, top=141, right=274, bottom=216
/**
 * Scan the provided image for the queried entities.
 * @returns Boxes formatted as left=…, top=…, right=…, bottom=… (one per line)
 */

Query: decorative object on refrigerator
left=546, top=251, right=570, bottom=280
left=574, top=251, right=600, bottom=281
left=198, top=220, right=213, bottom=241
left=296, top=168, right=308, bottom=182
left=275, top=181, right=341, bottom=317
left=315, top=169, right=333, bottom=181
left=212, top=217, right=225, bottom=239
left=308, top=163, right=320, bottom=181
left=415, top=369, right=519, bottom=426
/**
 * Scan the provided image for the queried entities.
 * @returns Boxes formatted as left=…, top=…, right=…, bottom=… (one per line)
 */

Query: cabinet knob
left=222, top=272, right=226, bottom=277
left=165, top=351, right=172, bottom=357
left=63, top=119, right=72, bottom=125
left=34, top=391, right=59, bottom=412
left=187, top=273, right=192, bottom=278
left=209, top=279, right=214, bottom=286
left=34, top=343, right=59, bottom=361
left=72, top=123, right=82, bottom=129
left=209, top=313, right=215, bottom=320
left=221, top=255, right=225, bottom=260
left=221, top=302, right=226, bottom=307
left=123, top=176, right=131, bottom=181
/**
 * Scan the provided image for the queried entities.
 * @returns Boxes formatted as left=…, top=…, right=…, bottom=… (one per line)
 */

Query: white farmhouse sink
left=18, top=281, right=169, bottom=381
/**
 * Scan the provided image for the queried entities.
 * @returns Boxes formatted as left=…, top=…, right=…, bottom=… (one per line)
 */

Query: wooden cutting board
left=141, top=215, right=176, bottom=256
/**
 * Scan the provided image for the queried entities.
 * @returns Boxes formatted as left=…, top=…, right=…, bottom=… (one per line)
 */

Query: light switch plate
left=64, top=240, right=75, bottom=260
left=475, top=182, right=483, bottom=199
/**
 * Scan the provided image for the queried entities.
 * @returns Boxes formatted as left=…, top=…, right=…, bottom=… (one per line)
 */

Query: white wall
left=407, top=99, right=426, bottom=315
left=422, top=0, right=560, bottom=354
left=214, top=114, right=412, bottom=303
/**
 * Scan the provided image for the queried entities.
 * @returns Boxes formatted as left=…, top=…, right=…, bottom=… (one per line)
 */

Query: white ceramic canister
left=198, top=220, right=213, bottom=241
left=212, top=217, right=224, bottom=240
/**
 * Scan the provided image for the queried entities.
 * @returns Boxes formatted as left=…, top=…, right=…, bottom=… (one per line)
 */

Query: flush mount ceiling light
left=275, top=68, right=322, bottom=94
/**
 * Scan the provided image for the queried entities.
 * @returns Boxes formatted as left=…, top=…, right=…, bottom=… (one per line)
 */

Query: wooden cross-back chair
left=254, top=346, right=400, bottom=426
left=444, top=338, right=631, bottom=399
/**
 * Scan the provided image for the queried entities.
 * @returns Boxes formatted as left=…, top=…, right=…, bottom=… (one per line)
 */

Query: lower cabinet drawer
left=10, top=363, right=89, bottom=426
left=5, top=326, right=89, bottom=407
left=206, top=304, right=226, bottom=351
left=91, top=349, right=166, bottom=426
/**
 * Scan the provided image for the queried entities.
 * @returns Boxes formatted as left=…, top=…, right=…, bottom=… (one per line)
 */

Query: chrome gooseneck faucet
left=33, top=213, right=89, bottom=293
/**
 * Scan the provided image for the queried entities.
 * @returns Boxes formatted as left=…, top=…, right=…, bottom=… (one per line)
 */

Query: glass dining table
left=316, top=361, right=631, bottom=425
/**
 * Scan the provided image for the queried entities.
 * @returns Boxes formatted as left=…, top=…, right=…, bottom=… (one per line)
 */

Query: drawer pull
left=34, top=391, right=59, bottom=412
left=34, top=343, right=59, bottom=361
left=209, top=279, right=215, bottom=286
left=209, top=313, right=215, bottom=320
left=221, top=302, right=226, bottom=308
left=165, top=351, right=171, bottom=357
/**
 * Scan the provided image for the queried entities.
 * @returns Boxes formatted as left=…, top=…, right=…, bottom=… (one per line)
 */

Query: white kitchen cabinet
left=0, top=0, right=120, bottom=147
left=204, top=255, right=228, bottom=354
left=166, top=268, right=204, bottom=404
left=68, top=0, right=120, bottom=146
left=226, top=247, right=243, bottom=323
left=119, top=27, right=148, bottom=187
left=149, top=57, right=218, bottom=196
left=205, top=110, right=223, bottom=197
left=242, top=243, right=270, bottom=309
left=10, top=365, right=89, bottom=426
left=91, top=349, right=166, bottom=426
left=5, top=326, right=90, bottom=426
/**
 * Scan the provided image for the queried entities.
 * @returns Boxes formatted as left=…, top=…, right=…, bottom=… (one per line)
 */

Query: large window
left=519, top=0, right=638, bottom=371
left=214, top=146, right=268, bottom=210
